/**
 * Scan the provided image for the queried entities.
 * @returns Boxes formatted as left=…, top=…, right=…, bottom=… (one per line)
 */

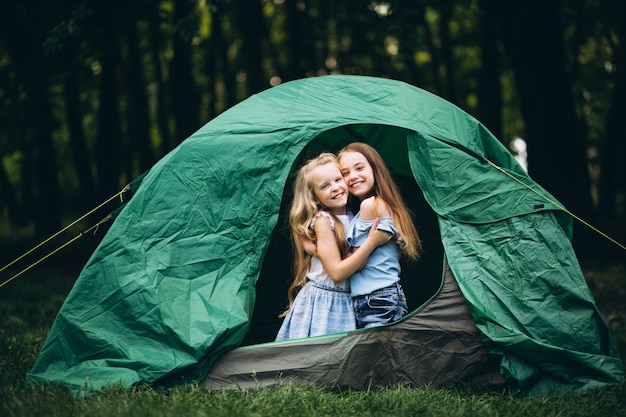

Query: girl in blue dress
left=338, top=143, right=422, bottom=329
left=276, top=153, right=391, bottom=341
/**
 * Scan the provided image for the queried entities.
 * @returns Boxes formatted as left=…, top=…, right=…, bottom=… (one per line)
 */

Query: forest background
left=0, top=0, right=625, bottom=264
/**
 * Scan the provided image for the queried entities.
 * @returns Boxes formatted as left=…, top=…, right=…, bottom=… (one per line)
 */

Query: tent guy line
left=0, top=216, right=112, bottom=290
left=0, top=186, right=130, bottom=289
left=484, top=157, right=626, bottom=252
left=437, top=134, right=626, bottom=252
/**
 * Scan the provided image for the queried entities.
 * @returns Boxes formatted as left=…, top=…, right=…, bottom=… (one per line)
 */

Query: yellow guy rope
left=0, top=188, right=127, bottom=282
left=0, top=216, right=112, bottom=289
left=485, top=158, right=626, bottom=252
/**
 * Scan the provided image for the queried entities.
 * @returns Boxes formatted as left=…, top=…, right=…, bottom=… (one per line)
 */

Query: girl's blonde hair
left=280, top=153, right=349, bottom=317
left=338, top=142, right=422, bottom=261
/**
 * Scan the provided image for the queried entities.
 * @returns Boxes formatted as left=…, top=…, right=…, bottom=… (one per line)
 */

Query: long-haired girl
left=338, top=142, right=421, bottom=329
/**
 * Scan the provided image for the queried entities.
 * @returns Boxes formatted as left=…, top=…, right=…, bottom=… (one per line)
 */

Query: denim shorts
left=352, top=283, right=408, bottom=329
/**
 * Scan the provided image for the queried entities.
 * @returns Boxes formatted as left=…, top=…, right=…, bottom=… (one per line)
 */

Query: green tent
left=26, top=75, right=623, bottom=396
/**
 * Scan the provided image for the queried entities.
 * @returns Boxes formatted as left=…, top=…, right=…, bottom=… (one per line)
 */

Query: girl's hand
left=368, top=217, right=392, bottom=247
left=352, top=218, right=391, bottom=271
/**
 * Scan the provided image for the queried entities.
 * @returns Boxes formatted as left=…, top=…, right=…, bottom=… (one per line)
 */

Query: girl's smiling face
left=339, top=151, right=375, bottom=200
left=310, top=163, right=349, bottom=214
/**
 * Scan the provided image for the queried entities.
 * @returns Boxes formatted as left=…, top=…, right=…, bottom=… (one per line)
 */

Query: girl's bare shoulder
left=360, top=196, right=391, bottom=219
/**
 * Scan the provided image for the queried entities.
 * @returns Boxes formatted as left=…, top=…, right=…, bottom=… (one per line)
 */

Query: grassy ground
left=1, top=259, right=625, bottom=417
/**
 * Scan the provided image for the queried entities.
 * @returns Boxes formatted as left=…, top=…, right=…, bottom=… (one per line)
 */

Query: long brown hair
left=280, top=153, right=349, bottom=317
left=338, top=142, right=422, bottom=261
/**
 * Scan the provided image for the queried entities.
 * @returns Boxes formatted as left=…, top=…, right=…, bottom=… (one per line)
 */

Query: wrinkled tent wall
left=25, top=140, right=290, bottom=390
left=441, top=214, right=623, bottom=395
left=25, top=104, right=314, bottom=393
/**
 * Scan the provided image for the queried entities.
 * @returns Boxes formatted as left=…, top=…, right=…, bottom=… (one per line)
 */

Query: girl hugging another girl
left=276, top=152, right=391, bottom=341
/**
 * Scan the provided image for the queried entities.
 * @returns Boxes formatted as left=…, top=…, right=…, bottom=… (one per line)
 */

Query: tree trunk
left=477, top=0, right=503, bottom=139
left=171, top=0, right=199, bottom=143
left=148, top=6, right=174, bottom=156
left=220, top=4, right=238, bottom=111
left=122, top=16, right=155, bottom=174
left=206, top=2, right=223, bottom=119
left=64, top=67, right=97, bottom=209
left=284, top=0, right=305, bottom=81
left=438, top=0, right=457, bottom=104
left=28, top=54, right=61, bottom=237
left=597, top=1, right=626, bottom=226
left=237, top=0, right=267, bottom=95
left=492, top=1, right=594, bottom=224
left=94, top=30, right=123, bottom=198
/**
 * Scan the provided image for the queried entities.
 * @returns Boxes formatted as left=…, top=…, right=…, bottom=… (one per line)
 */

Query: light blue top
left=346, top=214, right=401, bottom=297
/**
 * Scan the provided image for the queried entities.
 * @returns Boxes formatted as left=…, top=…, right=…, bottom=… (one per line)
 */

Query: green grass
left=1, top=264, right=625, bottom=417
left=4, top=383, right=626, bottom=417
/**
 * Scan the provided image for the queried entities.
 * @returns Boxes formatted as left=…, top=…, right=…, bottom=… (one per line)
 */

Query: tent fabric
left=26, top=75, right=623, bottom=396
left=440, top=213, right=623, bottom=394
left=203, top=262, right=507, bottom=391
left=406, top=130, right=568, bottom=228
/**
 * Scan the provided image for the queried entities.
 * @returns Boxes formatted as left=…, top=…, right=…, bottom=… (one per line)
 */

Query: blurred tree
left=283, top=0, right=308, bottom=81
left=476, top=0, right=502, bottom=139
left=597, top=0, right=626, bottom=225
left=92, top=1, right=124, bottom=199
left=0, top=164, right=19, bottom=225
left=171, top=0, right=200, bottom=142
left=63, top=56, right=97, bottom=209
left=204, top=2, right=220, bottom=120
left=215, top=1, right=238, bottom=111
left=438, top=0, right=458, bottom=104
left=236, top=0, right=267, bottom=94
left=416, top=7, right=445, bottom=92
left=121, top=2, right=155, bottom=175
left=492, top=0, right=594, bottom=223
left=49, top=5, right=97, bottom=210
left=1, top=1, right=62, bottom=237
left=148, top=3, right=175, bottom=155
left=0, top=0, right=623, bottom=251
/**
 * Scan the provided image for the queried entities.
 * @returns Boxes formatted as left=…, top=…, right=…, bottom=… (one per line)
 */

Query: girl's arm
left=301, top=236, right=317, bottom=256
left=314, top=216, right=390, bottom=282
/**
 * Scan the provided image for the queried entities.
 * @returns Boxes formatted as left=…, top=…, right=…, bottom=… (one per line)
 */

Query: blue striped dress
left=276, top=212, right=355, bottom=341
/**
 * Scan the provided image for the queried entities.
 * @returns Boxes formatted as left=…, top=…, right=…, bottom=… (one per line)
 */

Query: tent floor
left=202, top=263, right=507, bottom=391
